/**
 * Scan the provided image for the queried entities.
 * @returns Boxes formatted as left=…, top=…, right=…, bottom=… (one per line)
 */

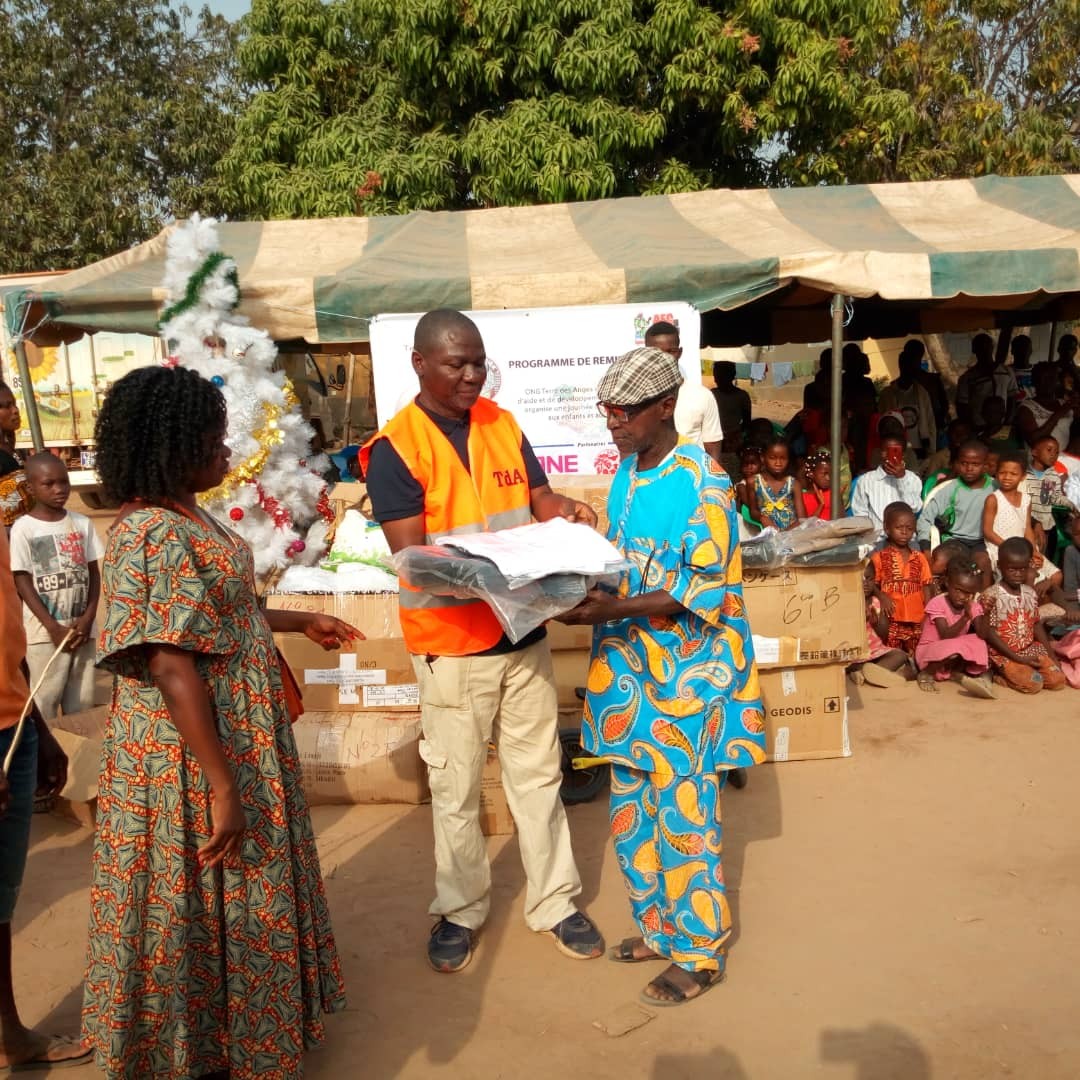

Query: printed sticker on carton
left=362, top=684, right=421, bottom=708
left=773, top=726, right=790, bottom=762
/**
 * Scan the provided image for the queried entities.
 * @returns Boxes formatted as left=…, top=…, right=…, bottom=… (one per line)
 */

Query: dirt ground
left=13, top=673, right=1080, bottom=1080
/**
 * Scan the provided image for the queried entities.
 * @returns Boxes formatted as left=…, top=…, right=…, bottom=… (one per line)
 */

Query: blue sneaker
left=548, top=911, right=604, bottom=959
left=428, top=919, right=474, bottom=973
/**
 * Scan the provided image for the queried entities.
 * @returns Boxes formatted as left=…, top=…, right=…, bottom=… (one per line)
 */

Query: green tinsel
left=158, top=250, right=241, bottom=328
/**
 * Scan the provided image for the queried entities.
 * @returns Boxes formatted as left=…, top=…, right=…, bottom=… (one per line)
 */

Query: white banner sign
left=369, top=302, right=701, bottom=477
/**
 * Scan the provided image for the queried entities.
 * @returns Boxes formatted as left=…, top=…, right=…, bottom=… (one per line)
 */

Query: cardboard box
left=545, top=621, right=593, bottom=652
left=49, top=704, right=428, bottom=814
left=328, top=481, right=369, bottom=522
left=742, top=563, right=869, bottom=666
left=266, top=590, right=402, bottom=639
left=276, top=634, right=419, bottom=712
left=292, top=710, right=429, bottom=805
left=50, top=706, right=108, bottom=827
left=758, top=663, right=851, bottom=762
left=555, top=475, right=613, bottom=534
left=479, top=742, right=514, bottom=836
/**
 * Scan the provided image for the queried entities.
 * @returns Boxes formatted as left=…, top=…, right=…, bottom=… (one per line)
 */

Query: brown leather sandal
left=609, top=937, right=662, bottom=963
left=640, top=964, right=724, bottom=1007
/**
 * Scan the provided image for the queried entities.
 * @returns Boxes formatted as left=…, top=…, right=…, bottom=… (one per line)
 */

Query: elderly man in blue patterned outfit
left=557, top=346, right=766, bottom=1008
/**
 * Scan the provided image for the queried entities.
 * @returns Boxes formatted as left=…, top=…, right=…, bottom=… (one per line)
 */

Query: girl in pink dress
left=915, top=557, right=994, bottom=697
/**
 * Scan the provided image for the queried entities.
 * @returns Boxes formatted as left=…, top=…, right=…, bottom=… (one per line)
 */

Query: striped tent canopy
left=12, top=173, right=1080, bottom=348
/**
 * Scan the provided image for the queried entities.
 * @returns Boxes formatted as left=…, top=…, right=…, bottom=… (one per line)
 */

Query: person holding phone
left=849, top=435, right=924, bottom=538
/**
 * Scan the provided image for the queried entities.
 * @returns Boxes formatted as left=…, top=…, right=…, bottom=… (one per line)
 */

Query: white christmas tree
left=158, top=214, right=333, bottom=579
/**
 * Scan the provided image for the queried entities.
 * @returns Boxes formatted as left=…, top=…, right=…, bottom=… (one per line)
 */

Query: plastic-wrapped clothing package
left=393, top=545, right=619, bottom=643
left=741, top=516, right=876, bottom=569
left=435, top=517, right=628, bottom=590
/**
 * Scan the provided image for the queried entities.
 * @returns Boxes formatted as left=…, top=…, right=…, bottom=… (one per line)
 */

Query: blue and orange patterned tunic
left=582, top=444, right=766, bottom=972
left=582, top=444, right=766, bottom=777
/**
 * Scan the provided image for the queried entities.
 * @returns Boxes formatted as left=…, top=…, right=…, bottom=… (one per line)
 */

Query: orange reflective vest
left=360, top=398, right=533, bottom=656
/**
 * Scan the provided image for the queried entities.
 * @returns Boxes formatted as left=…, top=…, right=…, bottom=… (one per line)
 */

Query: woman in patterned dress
left=82, top=366, right=357, bottom=1079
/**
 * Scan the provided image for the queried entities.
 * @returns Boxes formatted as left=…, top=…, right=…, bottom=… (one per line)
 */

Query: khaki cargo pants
left=412, top=638, right=582, bottom=932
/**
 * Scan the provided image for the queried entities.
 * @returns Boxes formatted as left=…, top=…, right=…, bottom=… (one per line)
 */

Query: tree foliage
left=220, top=0, right=898, bottom=217
left=2, top=0, right=1076, bottom=273
left=798, top=0, right=1080, bottom=183
left=0, top=1, right=246, bottom=273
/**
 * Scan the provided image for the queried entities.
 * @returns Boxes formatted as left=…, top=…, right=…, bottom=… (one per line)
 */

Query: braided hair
left=802, top=447, right=830, bottom=484
left=95, top=366, right=227, bottom=504
left=945, top=555, right=981, bottom=584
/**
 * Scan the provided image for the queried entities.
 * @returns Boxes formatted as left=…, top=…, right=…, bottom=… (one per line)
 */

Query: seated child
left=848, top=578, right=912, bottom=688
left=921, top=418, right=971, bottom=483
left=918, top=439, right=994, bottom=587
left=1024, top=436, right=1077, bottom=561
left=982, top=449, right=1055, bottom=585
left=867, top=501, right=934, bottom=654
left=977, top=536, right=1066, bottom=694
left=745, top=436, right=805, bottom=532
left=915, top=557, right=993, bottom=697
left=929, top=539, right=972, bottom=594
left=735, top=447, right=762, bottom=539
left=868, top=413, right=920, bottom=474
left=801, top=449, right=832, bottom=519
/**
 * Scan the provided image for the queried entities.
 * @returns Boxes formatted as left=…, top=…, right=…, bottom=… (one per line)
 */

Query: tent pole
left=87, top=334, right=100, bottom=418
left=343, top=352, right=356, bottom=446
left=1047, top=320, right=1058, bottom=363
left=829, top=294, right=844, bottom=519
left=13, top=339, right=44, bottom=452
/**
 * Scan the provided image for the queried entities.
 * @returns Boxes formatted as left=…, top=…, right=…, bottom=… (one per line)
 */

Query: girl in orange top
left=866, top=501, right=935, bottom=653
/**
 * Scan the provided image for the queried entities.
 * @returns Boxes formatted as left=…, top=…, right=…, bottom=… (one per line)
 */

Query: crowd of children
left=855, top=461, right=1080, bottom=697
left=728, top=332, right=1080, bottom=698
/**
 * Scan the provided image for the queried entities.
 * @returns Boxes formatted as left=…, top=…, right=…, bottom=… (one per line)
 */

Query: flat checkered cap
left=596, top=347, right=684, bottom=406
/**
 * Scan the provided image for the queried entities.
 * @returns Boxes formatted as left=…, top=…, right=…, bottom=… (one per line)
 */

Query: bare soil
left=15, top=674, right=1080, bottom=1079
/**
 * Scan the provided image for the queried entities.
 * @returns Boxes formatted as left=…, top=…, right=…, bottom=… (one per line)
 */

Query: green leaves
left=0, top=1, right=247, bottom=273
left=220, top=0, right=902, bottom=217
left=807, top=0, right=1080, bottom=184
left=3, top=0, right=1075, bottom=271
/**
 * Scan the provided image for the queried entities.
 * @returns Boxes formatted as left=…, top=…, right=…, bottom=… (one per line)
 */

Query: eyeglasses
left=596, top=393, right=669, bottom=423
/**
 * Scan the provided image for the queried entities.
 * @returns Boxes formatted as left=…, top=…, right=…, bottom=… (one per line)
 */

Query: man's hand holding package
left=531, top=486, right=598, bottom=529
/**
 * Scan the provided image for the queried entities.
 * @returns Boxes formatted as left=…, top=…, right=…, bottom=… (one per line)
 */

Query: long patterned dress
left=582, top=446, right=766, bottom=974
left=82, top=507, right=346, bottom=1079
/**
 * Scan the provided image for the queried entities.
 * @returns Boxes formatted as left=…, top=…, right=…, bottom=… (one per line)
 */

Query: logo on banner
left=593, top=448, right=621, bottom=475
left=485, top=358, right=502, bottom=399
left=633, top=312, right=680, bottom=344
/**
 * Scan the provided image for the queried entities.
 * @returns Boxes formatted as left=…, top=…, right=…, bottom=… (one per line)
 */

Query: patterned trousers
left=991, top=647, right=1067, bottom=694
left=609, top=763, right=729, bottom=973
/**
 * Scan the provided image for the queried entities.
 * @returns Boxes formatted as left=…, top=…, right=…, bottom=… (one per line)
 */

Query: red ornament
left=316, top=487, right=335, bottom=525
left=289, top=539, right=306, bottom=554
left=229, top=507, right=245, bottom=521
left=255, top=483, right=292, bottom=529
